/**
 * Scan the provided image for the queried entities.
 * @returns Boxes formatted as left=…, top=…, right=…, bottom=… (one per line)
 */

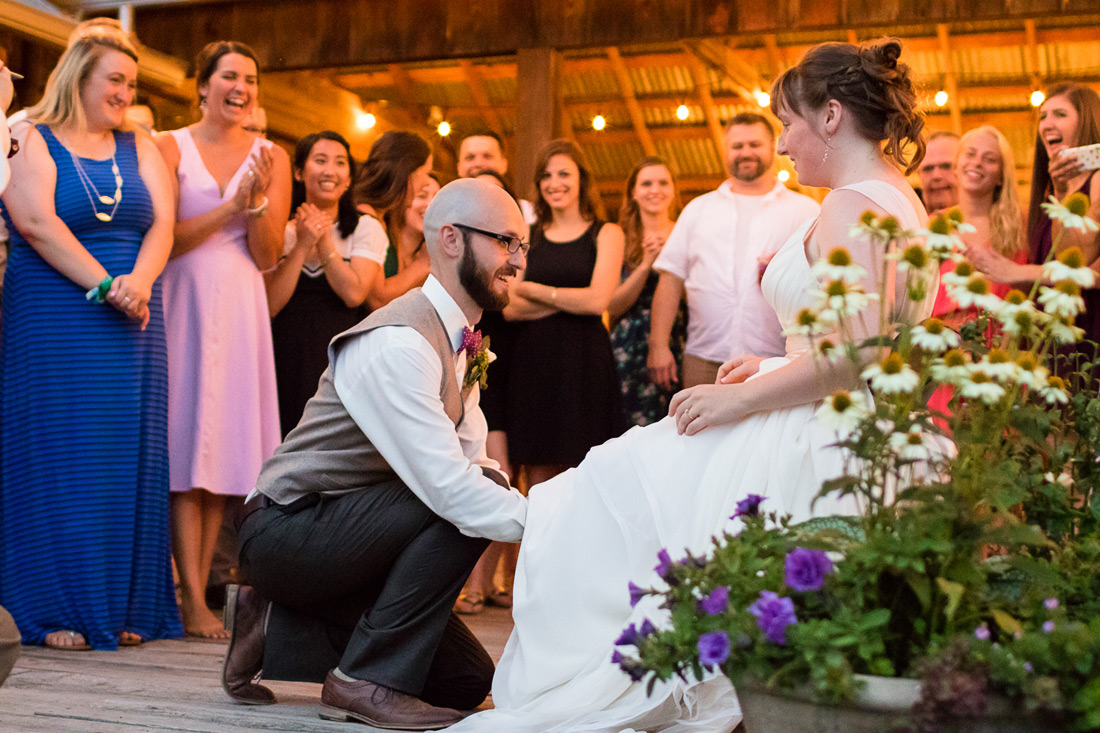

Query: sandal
left=454, top=592, right=486, bottom=615
left=119, top=632, right=143, bottom=647
left=486, top=590, right=513, bottom=609
left=43, top=630, right=91, bottom=651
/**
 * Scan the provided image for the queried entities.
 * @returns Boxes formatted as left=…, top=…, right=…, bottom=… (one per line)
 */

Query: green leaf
left=937, top=577, right=965, bottom=622
left=990, top=609, right=1023, bottom=637
left=860, top=608, right=891, bottom=630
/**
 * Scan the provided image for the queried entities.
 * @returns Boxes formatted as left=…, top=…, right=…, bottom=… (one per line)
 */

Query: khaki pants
left=0, top=605, right=19, bottom=687
left=682, top=353, right=723, bottom=388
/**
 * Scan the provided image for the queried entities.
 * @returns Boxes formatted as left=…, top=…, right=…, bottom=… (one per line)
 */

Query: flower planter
left=738, top=674, right=1048, bottom=733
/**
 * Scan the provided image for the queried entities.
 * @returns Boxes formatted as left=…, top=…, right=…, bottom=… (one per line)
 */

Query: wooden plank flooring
left=0, top=608, right=514, bottom=732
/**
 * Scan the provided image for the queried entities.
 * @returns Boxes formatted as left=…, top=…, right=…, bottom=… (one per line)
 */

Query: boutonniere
left=460, top=327, right=496, bottom=389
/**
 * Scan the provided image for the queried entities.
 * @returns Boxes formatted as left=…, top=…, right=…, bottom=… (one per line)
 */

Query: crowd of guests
left=0, top=17, right=1099, bottom=658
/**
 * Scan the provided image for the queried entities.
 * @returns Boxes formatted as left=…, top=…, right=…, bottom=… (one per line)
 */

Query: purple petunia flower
left=748, top=590, right=798, bottom=644
left=628, top=582, right=645, bottom=608
left=732, top=494, right=766, bottom=519
left=974, top=623, right=990, bottom=641
left=612, top=650, right=647, bottom=682
left=697, top=587, right=730, bottom=615
left=611, top=649, right=625, bottom=664
left=1043, top=620, right=1055, bottom=633
left=639, top=619, right=656, bottom=638
left=1024, top=662, right=1034, bottom=673
left=1044, top=598, right=1060, bottom=611
left=654, top=549, right=674, bottom=581
left=615, top=624, right=639, bottom=647
left=784, top=548, right=834, bottom=592
left=697, top=630, right=731, bottom=666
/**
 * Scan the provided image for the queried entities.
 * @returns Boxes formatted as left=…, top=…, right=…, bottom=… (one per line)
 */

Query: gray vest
left=256, top=288, right=469, bottom=505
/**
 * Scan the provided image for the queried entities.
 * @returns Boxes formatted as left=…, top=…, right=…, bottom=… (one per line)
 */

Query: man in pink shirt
left=648, top=113, right=820, bottom=389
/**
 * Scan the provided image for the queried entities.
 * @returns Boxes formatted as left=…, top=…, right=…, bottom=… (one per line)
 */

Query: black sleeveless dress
left=506, top=221, right=627, bottom=466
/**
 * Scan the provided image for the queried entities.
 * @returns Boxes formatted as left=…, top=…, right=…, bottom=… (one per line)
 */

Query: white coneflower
left=978, top=348, right=1019, bottom=383
left=1038, top=281, right=1086, bottom=319
left=930, top=349, right=972, bottom=385
left=815, top=390, right=872, bottom=432
left=849, top=210, right=905, bottom=246
left=1044, top=470, right=1074, bottom=489
left=1039, top=375, right=1070, bottom=405
left=947, top=274, right=1003, bottom=312
left=1043, top=246, right=1097, bottom=288
left=911, top=318, right=960, bottom=352
left=940, top=261, right=977, bottom=288
left=816, top=338, right=844, bottom=364
left=891, top=243, right=932, bottom=275
left=862, top=352, right=920, bottom=394
left=919, top=213, right=965, bottom=260
left=812, top=247, right=866, bottom=284
left=1002, top=307, right=1042, bottom=339
left=1048, top=316, right=1085, bottom=345
left=1041, top=193, right=1099, bottom=233
left=784, top=307, right=833, bottom=337
left=1014, top=352, right=1049, bottom=390
left=960, top=371, right=1006, bottom=405
left=812, top=279, right=878, bottom=321
left=888, top=424, right=938, bottom=462
left=996, top=289, right=1038, bottom=324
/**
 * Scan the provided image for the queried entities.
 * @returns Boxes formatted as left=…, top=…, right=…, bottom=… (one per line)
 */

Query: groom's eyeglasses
left=453, top=223, right=529, bottom=257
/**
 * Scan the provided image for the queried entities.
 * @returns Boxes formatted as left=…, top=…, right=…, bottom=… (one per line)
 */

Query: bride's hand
left=717, top=355, right=765, bottom=384
left=669, top=384, right=749, bottom=436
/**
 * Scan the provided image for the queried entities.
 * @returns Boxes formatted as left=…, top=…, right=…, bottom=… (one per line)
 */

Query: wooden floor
left=0, top=607, right=514, bottom=732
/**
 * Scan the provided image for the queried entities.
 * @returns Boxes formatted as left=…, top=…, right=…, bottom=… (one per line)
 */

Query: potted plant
left=614, top=195, right=1100, bottom=732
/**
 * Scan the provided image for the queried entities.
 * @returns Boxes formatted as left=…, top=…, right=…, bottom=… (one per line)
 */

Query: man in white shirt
left=222, top=179, right=529, bottom=730
left=648, top=112, right=820, bottom=389
left=457, top=130, right=537, bottom=225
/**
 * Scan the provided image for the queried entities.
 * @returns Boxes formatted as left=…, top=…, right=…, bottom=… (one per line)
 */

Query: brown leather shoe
left=318, top=670, right=465, bottom=730
left=221, top=584, right=276, bottom=705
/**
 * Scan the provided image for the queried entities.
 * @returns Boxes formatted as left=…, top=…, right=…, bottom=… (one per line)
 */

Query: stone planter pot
left=738, top=674, right=1048, bottom=733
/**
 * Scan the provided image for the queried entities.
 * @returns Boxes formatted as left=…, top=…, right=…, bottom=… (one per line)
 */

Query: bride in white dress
left=453, top=38, right=933, bottom=733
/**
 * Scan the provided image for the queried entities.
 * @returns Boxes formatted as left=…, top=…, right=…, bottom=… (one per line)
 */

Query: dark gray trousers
left=238, top=480, right=493, bottom=709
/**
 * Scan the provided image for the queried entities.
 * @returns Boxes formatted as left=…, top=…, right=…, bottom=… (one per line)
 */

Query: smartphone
left=1062, top=143, right=1100, bottom=171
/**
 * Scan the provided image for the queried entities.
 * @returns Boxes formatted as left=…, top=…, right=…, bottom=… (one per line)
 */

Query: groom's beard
left=460, top=239, right=514, bottom=311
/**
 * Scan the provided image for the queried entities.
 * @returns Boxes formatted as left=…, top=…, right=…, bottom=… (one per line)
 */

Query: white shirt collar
left=717, top=178, right=788, bottom=203
left=421, top=275, right=471, bottom=353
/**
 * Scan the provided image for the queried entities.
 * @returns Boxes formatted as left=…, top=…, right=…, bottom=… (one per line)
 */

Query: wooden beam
left=458, top=59, right=503, bottom=137
left=681, top=39, right=758, bottom=100
left=1024, top=19, right=1043, bottom=95
left=936, top=24, right=963, bottom=136
left=688, top=59, right=727, bottom=169
left=514, top=48, right=563, bottom=201
left=605, top=46, right=656, bottom=157
left=763, top=34, right=785, bottom=80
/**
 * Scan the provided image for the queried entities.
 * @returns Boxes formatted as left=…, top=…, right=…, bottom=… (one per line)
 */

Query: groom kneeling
left=223, top=179, right=529, bottom=730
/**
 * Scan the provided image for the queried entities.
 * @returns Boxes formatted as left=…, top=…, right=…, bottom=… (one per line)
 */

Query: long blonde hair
left=27, top=19, right=138, bottom=132
left=959, top=125, right=1024, bottom=258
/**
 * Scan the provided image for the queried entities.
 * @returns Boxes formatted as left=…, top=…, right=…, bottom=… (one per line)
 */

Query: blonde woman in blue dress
left=451, top=37, right=933, bottom=733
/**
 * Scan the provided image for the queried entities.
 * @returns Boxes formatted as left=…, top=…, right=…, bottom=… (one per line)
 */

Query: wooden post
left=514, top=47, right=563, bottom=202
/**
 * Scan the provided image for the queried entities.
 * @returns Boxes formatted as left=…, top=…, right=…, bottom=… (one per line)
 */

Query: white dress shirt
left=332, top=275, right=526, bottom=542
left=654, top=180, right=820, bottom=362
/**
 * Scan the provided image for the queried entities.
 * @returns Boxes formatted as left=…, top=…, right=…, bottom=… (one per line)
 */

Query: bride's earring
left=821, top=135, right=833, bottom=163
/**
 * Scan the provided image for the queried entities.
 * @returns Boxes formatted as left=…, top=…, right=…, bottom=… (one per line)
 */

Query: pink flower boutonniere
left=460, top=327, right=495, bottom=389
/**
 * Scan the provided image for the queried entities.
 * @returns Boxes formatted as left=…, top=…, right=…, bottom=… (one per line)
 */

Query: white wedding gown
left=452, top=181, right=930, bottom=733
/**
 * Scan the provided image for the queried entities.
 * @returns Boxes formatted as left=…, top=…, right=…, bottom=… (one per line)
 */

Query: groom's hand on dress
left=717, top=355, right=764, bottom=385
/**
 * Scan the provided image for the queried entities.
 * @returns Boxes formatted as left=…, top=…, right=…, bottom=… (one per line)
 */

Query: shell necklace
left=70, top=147, right=123, bottom=223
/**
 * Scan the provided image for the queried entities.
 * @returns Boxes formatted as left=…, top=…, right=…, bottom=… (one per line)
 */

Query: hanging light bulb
left=1031, top=90, right=1046, bottom=108
left=592, top=115, right=606, bottom=131
left=676, top=104, right=690, bottom=121
left=437, top=121, right=451, bottom=136
left=777, top=170, right=790, bottom=183
left=355, top=110, right=376, bottom=130
left=934, top=90, right=948, bottom=107
left=755, top=91, right=770, bottom=107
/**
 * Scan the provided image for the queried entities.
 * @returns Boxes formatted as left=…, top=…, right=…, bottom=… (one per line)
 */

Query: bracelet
left=247, top=196, right=269, bottom=219
left=85, top=275, right=113, bottom=304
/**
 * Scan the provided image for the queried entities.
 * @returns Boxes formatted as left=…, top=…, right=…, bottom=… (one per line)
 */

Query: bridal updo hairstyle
left=771, top=37, right=926, bottom=174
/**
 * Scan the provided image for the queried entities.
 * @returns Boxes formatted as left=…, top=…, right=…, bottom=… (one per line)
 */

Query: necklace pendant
left=95, top=212, right=113, bottom=222
left=98, top=195, right=116, bottom=205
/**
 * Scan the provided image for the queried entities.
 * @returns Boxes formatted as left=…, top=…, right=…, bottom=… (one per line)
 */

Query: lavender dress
left=161, top=128, right=280, bottom=495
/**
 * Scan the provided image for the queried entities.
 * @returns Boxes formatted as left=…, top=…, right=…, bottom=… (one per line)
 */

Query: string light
left=676, top=104, right=690, bottom=121
left=592, top=115, right=606, bottom=131
left=755, top=91, right=770, bottom=107
left=934, top=90, right=948, bottom=107
left=437, top=121, right=451, bottom=136
left=777, top=170, right=790, bottom=183
left=1031, top=90, right=1046, bottom=108
left=355, top=110, right=376, bottom=130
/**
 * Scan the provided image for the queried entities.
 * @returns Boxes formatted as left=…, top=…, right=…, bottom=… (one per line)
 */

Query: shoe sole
left=318, top=704, right=455, bottom=730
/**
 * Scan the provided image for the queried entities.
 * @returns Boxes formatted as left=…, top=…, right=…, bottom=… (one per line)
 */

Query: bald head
left=423, top=178, right=524, bottom=257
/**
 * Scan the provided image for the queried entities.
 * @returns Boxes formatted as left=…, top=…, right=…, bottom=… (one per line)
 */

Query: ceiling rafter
left=606, top=46, right=656, bottom=156
left=936, top=24, right=963, bottom=135
left=458, top=59, right=504, bottom=137
left=1024, top=19, right=1043, bottom=94
left=686, top=58, right=727, bottom=167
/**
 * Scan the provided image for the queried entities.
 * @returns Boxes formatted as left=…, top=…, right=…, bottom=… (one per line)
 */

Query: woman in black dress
left=505, top=139, right=626, bottom=488
left=265, top=131, right=386, bottom=435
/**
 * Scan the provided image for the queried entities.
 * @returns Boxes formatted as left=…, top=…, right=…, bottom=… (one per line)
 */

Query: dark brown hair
left=292, top=131, right=359, bottom=239
left=727, top=111, right=775, bottom=141
left=533, top=139, right=598, bottom=227
left=193, top=41, right=259, bottom=103
left=353, top=130, right=432, bottom=216
left=1027, top=82, right=1100, bottom=256
left=618, top=156, right=681, bottom=268
left=771, top=37, right=926, bottom=174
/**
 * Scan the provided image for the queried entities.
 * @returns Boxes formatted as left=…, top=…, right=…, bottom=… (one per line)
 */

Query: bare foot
left=181, top=599, right=230, bottom=640
left=44, top=630, right=90, bottom=650
left=119, top=631, right=143, bottom=646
